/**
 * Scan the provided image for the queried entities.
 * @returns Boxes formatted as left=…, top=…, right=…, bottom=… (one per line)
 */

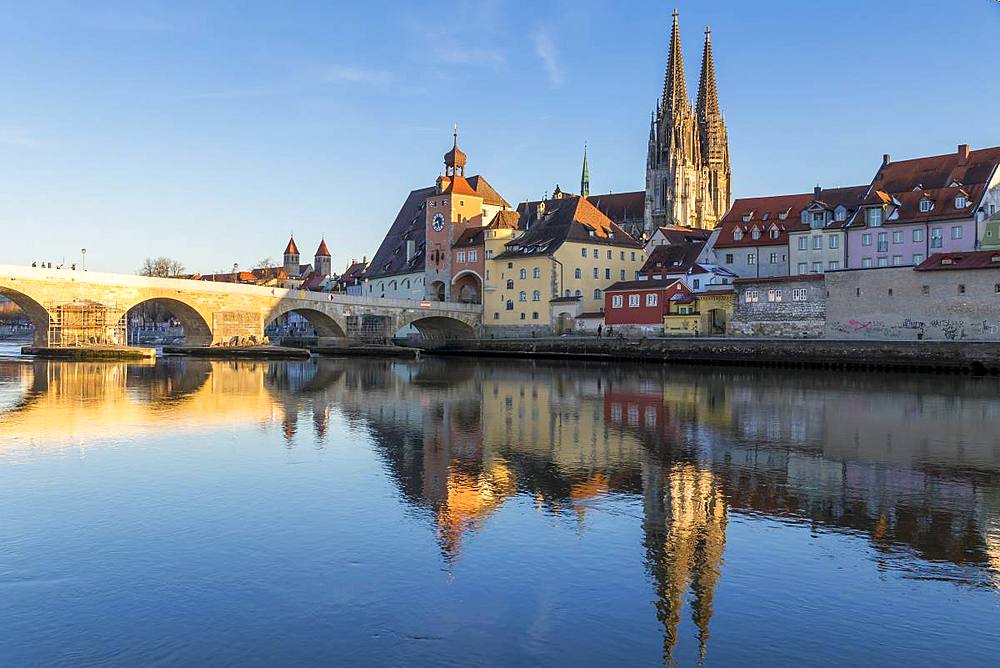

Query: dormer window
left=751, top=228, right=761, bottom=240
left=742, top=214, right=752, bottom=223
left=778, top=211, right=788, bottom=221
left=919, top=199, right=933, bottom=213
left=941, top=258, right=954, bottom=266
left=769, top=227, right=780, bottom=240
left=811, top=212, right=824, bottom=229
left=956, top=195, right=968, bottom=208
left=733, top=228, right=743, bottom=241
left=868, top=208, right=883, bottom=227
left=835, top=207, right=847, bottom=222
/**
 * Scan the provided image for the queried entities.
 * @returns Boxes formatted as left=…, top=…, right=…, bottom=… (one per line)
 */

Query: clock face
left=432, top=213, right=445, bottom=232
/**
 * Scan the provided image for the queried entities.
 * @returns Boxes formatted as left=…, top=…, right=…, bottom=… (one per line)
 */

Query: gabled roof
left=499, top=196, right=641, bottom=259
left=366, top=186, right=434, bottom=280
left=605, top=277, right=687, bottom=292
left=715, top=193, right=814, bottom=248
left=587, top=191, right=646, bottom=224
left=640, top=242, right=706, bottom=275
left=652, top=225, right=712, bottom=245
left=789, top=185, right=869, bottom=232
left=915, top=251, right=1000, bottom=272
left=466, top=175, right=511, bottom=208
left=487, top=210, right=520, bottom=230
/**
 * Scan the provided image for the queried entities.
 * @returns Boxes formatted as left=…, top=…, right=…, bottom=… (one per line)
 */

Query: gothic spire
left=662, top=9, right=688, bottom=118
left=580, top=144, right=590, bottom=198
left=696, top=27, right=720, bottom=122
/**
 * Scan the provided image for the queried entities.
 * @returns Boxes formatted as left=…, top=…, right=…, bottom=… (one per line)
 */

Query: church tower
left=283, top=236, right=300, bottom=277
left=314, top=239, right=332, bottom=277
left=645, top=10, right=730, bottom=234
left=580, top=145, right=590, bottom=198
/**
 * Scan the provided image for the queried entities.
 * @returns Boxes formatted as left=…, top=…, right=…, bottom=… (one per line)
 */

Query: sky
left=1, top=0, right=998, bottom=274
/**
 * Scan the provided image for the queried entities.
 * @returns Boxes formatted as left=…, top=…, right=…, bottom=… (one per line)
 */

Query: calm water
left=1, top=353, right=999, bottom=666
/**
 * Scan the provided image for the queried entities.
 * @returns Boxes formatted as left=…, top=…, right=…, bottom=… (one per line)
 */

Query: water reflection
left=1, top=357, right=999, bottom=664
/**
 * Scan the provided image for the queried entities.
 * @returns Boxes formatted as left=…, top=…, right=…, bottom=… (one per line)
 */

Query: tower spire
left=662, top=8, right=688, bottom=118
left=696, top=26, right=720, bottom=122
left=580, top=144, right=590, bottom=198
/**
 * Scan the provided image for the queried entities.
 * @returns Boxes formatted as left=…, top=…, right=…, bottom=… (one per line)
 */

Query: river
left=1, top=355, right=998, bottom=666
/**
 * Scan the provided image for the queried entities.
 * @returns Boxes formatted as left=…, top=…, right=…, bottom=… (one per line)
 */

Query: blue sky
left=2, top=0, right=998, bottom=274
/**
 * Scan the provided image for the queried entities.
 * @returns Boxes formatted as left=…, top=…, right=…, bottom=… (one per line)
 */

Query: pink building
left=846, top=144, right=1000, bottom=269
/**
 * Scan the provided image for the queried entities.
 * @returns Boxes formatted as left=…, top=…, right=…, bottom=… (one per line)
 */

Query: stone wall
left=826, top=266, right=1000, bottom=341
left=729, top=276, right=826, bottom=338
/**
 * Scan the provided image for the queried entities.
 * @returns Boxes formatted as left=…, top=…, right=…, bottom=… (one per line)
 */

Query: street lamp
left=81, top=248, right=87, bottom=271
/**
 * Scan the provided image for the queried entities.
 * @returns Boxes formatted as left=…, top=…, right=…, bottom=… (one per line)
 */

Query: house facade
left=729, top=274, right=826, bottom=338
left=846, top=145, right=1000, bottom=269
left=712, top=193, right=809, bottom=278
left=787, top=185, right=867, bottom=274
left=604, top=278, right=690, bottom=334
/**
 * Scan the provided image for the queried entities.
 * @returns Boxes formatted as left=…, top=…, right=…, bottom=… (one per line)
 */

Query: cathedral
left=645, top=10, right=731, bottom=233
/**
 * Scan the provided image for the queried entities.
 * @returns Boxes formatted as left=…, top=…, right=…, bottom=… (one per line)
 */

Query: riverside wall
left=428, top=337, right=1000, bottom=373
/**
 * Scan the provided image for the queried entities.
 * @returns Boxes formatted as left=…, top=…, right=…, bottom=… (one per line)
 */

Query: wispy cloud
left=322, top=65, right=396, bottom=85
left=533, top=30, right=563, bottom=87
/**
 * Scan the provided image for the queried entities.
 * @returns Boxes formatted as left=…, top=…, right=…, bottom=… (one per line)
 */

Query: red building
left=604, top=278, right=690, bottom=332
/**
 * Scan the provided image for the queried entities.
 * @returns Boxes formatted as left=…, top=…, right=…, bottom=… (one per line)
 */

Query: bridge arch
left=406, top=315, right=476, bottom=341
left=120, top=297, right=214, bottom=347
left=0, top=285, right=50, bottom=346
left=266, top=305, right=346, bottom=340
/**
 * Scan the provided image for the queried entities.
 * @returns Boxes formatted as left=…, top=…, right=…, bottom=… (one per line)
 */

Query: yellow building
left=484, top=195, right=645, bottom=333
left=663, top=289, right=735, bottom=336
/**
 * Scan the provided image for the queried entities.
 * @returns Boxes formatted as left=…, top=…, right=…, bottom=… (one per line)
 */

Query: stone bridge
left=0, top=264, right=482, bottom=347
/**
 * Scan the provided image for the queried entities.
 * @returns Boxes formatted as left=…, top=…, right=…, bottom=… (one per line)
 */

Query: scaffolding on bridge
left=46, top=301, right=126, bottom=348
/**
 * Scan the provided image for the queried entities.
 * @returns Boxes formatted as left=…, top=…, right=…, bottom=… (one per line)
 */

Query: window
left=734, top=228, right=744, bottom=241
left=612, top=295, right=624, bottom=308
left=869, top=208, right=883, bottom=226
left=456, top=251, right=466, bottom=263
left=798, top=236, right=808, bottom=251
left=767, top=289, right=782, bottom=303
left=792, top=288, right=808, bottom=302
left=505, top=300, right=514, bottom=310
left=892, top=255, right=903, bottom=266
left=508, top=262, right=513, bottom=269
left=485, top=270, right=490, bottom=280
left=770, top=252, right=778, bottom=264
left=877, top=257, right=888, bottom=267
left=506, top=279, right=514, bottom=290
left=862, top=233, right=872, bottom=247
left=797, top=262, right=808, bottom=274
left=533, top=267, right=541, bottom=279
left=605, top=268, right=611, bottom=280
left=493, top=312, right=499, bottom=320
left=519, top=268, right=527, bottom=279
left=592, top=267, right=599, bottom=279
left=594, top=289, right=602, bottom=300
left=532, top=290, right=541, bottom=301
left=892, top=231, right=903, bottom=244
left=921, top=285, right=930, bottom=296
left=518, top=290, right=527, bottom=302
left=912, top=253, right=924, bottom=264
left=919, top=199, right=932, bottom=213
left=812, top=261, right=822, bottom=273
left=829, top=235, right=839, bottom=249
left=607, top=250, right=612, bottom=260
left=877, top=232, right=888, bottom=252
left=913, top=229, right=924, bottom=242
left=813, top=236, right=823, bottom=250
left=620, top=269, right=626, bottom=280
left=958, top=284, right=966, bottom=295
left=468, top=251, right=477, bottom=262
left=751, top=228, right=761, bottom=240
left=835, top=208, right=846, bottom=222
left=574, top=268, right=582, bottom=279
left=951, top=226, right=963, bottom=240
left=745, top=289, right=760, bottom=303
left=725, top=253, right=734, bottom=264
left=646, top=293, right=658, bottom=307
left=930, top=228, right=943, bottom=248
left=574, top=289, right=582, bottom=297
left=628, top=294, right=640, bottom=307
left=770, top=228, right=780, bottom=239
left=520, top=313, right=526, bottom=320
left=862, top=258, right=873, bottom=268
left=692, top=278, right=700, bottom=289
left=828, top=260, right=840, bottom=270
left=631, top=252, right=636, bottom=261
left=593, top=249, right=599, bottom=258
left=747, top=253, right=756, bottom=265
left=812, top=212, right=824, bottom=229
left=532, top=312, right=539, bottom=320
left=581, top=248, right=588, bottom=258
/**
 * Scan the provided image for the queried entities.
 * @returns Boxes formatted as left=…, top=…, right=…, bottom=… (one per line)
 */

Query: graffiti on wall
left=829, top=318, right=1000, bottom=341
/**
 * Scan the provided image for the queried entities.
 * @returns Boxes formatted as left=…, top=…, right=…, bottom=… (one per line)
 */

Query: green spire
left=580, top=144, right=590, bottom=198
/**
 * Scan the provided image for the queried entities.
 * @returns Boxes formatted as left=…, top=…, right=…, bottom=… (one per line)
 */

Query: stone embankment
left=428, top=337, right=1000, bottom=374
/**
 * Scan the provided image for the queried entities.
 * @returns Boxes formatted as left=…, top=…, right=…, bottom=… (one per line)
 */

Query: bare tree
left=139, top=257, right=185, bottom=278
left=253, top=257, right=276, bottom=270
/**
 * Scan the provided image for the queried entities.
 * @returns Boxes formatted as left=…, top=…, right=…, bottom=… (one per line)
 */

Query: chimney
left=814, top=185, right=822, bottom=200
left=882, top=153, right=891, bottom=166
left=958, top=144, right=970, bottom=165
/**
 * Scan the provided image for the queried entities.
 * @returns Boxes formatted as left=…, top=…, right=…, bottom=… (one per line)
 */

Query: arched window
left=751, top=228, right=761, bottom=240
left=506, top=279, right=514, bottom=290
left=519, top=291, right=527, bottom=302
left=506, top=300, right=514, bottom=310
left=403, top=279, right=410, bottom=288
left=593, top=289, right=602, bottom=299
left=533, top=267, right=541, bottom=279
left=734, top=228, right=743, bottom=241
left=574, top=268, right=582, bottom=279
left=532, top=290, right=541, bottom=301
left=519, top=268, right=527, bottom=280
left=574, top=289, right=582, bottom=297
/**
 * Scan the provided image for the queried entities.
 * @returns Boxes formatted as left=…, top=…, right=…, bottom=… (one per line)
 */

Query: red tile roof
left=500, top=196, right=641, bottom=259
left=714, top=193, right=814, bottom=248
left=914, top=251, right=1000, bottom=272
left=315, top=239, right=331, bottom=257
left=605, top=277, right=686, bottom=292
left=467, top=175, right=511, bottom=208
left=587, top=191, right=645, bottom=224
left=284, top=237, right=299, bottom=255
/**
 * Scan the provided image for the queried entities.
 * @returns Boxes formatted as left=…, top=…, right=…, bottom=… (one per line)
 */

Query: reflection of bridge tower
left=642, top=457, right=727, bottom=665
